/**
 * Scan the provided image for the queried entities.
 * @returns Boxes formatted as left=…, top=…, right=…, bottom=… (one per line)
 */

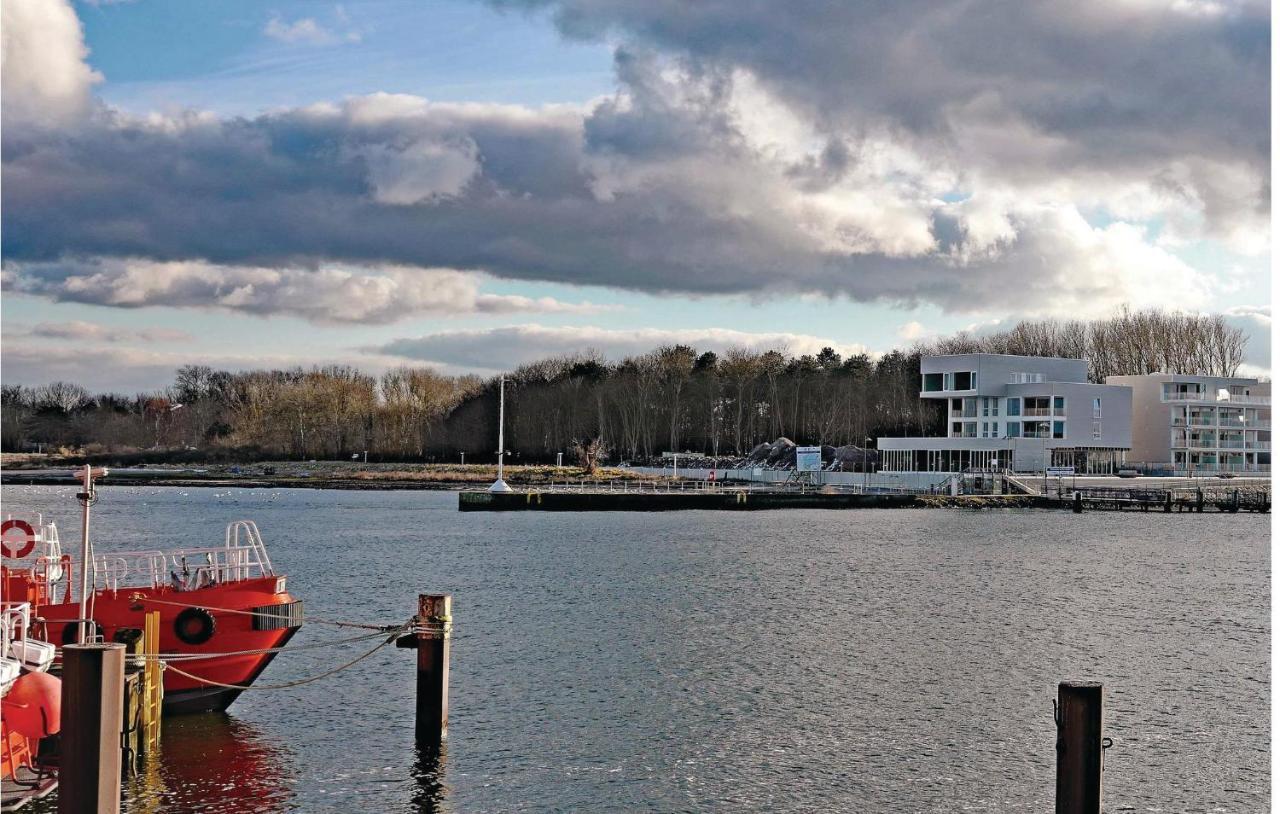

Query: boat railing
left=91, top=521, right=276, bottom=593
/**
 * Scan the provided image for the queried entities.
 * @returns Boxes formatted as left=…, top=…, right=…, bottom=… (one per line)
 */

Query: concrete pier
left=457, top=489, right=1042, bottom=511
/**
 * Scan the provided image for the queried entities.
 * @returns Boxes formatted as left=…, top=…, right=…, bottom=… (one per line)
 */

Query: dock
left=459, top=481, right=1269, bottom=513
left=459, top=483, right=1048, bottom=511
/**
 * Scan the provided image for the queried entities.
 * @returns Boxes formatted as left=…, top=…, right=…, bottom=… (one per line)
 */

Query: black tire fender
left=174, top=607, right=216, bottom=646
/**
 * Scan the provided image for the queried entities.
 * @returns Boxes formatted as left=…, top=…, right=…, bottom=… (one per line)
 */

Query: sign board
left=795, top=446, right=822, bottom=472
left=1047, top=466, right=1075, bottom=476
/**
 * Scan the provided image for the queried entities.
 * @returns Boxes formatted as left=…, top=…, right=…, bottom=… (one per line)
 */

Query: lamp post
left=863, top=437, right=872, bottom=493
left=489, top=374, right=513, bottom=493
left=1040, top=420, right=1051, bottom=495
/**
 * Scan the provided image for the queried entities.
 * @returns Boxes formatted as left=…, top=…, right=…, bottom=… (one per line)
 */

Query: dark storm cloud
left=0, top=0, right=1267, bottom=320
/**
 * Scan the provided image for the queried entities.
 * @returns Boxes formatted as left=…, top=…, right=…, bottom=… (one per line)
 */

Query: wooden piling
left=415, top=594, right=452, bottom=746
left=1055, top=681, right=1103, bottom=814
left=60, top=643, right=126, bottom=814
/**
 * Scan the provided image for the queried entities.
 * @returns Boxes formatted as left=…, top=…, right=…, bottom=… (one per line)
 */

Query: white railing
left=1163, top=392, right=1271, bottom=405
left=91, top=520, right=275, bottom=593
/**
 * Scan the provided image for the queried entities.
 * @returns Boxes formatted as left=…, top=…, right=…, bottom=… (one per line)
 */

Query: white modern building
left=878, top=354, right=1133, bottom=474
left=1104, top=373, right=1271, bottom=474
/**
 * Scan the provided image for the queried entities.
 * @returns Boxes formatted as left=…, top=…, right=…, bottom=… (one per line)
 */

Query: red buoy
left=2, top=671, right=61, bottom=738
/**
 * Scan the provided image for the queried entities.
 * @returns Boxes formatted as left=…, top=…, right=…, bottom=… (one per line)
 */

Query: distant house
left=877, top=354, right=1132, bottom=474
left=1105, top=373, right=1271, bottom=474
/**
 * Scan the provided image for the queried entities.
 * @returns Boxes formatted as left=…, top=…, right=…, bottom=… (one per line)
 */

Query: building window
left=1007, top=398, right=1021, bottom=416
left=953, top=371, right=974, bottom=390
left=1092, top=421, right=1102, bottom=440
left=922, top=373, right=943, bottom=392
left=952, top=422, right=962, bottom=436
left=1007, top=422, right=1021, bottom=437
left=1092, top=398, right=1102, bottom=418
left=1053, top=421, right=1065, bottom=439
left=1053, top=396, right=1065, bottom=416
left=962, top=398, right=977, bottom=418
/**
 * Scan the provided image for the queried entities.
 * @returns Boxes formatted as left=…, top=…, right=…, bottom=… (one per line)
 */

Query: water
left=6, top=486, right=1269, bottom=812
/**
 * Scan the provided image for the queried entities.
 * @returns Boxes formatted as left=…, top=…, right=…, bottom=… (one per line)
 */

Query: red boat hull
left=36, top=576, right=301, bottom=714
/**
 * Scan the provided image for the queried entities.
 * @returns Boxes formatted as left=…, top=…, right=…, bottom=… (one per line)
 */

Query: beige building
left=1105, top=373, right=1271, bottom=474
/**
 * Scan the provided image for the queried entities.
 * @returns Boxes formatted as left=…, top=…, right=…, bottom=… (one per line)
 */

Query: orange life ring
left=1, top=519, right=36, bottom=559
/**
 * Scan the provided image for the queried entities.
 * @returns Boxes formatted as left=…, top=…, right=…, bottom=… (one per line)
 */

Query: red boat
left=2, top=468, right=302, bottom=714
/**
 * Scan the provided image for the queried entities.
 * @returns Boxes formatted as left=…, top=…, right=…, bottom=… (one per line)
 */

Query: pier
left=459, top=482, right=1042, bottom=511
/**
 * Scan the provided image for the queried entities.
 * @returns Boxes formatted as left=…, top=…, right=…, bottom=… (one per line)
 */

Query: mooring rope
left=128, top=627, right=402, bottom=663
left=160, top=624, right=409, bottom=690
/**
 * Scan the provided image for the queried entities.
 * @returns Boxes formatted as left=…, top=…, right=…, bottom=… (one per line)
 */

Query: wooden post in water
left=60, top=643, right=126, bottom=814
left=415, top=594, right=452, bottom=746
left=1055, top=681, right=1104, bottom=814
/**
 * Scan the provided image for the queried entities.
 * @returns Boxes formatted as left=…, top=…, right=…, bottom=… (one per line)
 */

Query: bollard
left=60, top=643, right=126, bottom=814
left=1072, top=491, right=1083, bottom=513
left=1164, top=491, right=1173, bottom=513
left=415, top=594, right=452, bottom=746
left=1195, top=488, right=1204, bottom=512
left=1055, top=681, right=1104, bottom=814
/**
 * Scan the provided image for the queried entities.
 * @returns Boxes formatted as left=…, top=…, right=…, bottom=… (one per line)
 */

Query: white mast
left=489, top=374, right=513, bottom=493
left=76, top=464, right=108, bottom=643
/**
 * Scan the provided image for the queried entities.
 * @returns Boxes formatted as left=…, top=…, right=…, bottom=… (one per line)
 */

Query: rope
left=161, top=625, right=408, bottom=690
left=133, top=595, right=398, bottom=631
left=130, top=627, right=400, bottom=663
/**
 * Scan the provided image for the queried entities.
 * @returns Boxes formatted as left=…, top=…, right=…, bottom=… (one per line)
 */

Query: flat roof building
left=879, top=354, right=1132, bottom=474
left=1104, top=373, right=1270, bottom=474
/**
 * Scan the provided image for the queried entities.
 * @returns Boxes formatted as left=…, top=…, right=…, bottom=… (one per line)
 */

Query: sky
left=0, top=0, right=1272, bottom=392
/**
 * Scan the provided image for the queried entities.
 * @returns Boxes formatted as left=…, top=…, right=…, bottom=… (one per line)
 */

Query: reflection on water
left=411, top=745, right=449, bottom=814
left=5, top=487, right=1268, bottom=812
left=124, top=714, right=296, bottom=814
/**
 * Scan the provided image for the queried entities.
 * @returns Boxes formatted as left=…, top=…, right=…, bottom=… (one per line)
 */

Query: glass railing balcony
left=1023, top=407, right=1051, bottom=417
left=1247, top=441, right=1271, bottom=450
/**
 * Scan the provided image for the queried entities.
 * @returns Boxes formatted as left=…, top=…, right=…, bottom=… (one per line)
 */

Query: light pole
left=863, top=437, right=872, bottom=493
left=489, top=374, right=513, bottom=493
left=1040, top=420, right=1051, bottom=495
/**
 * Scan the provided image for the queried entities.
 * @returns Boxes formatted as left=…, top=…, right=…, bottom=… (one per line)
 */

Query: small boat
left=1, top=467, right=303, bottom=714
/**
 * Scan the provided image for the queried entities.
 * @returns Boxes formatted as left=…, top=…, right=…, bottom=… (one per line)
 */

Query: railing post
left=415, top=594, right=452, bottom=747
left=1055, top=681, right=1104, bottom=814
left=60, top=643, right=126, bottom=814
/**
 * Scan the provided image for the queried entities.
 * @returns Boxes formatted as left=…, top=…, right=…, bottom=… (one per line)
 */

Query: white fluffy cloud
left=0, top=0, right=101, bottom=127
left=2, top=258, right=612, bottom=323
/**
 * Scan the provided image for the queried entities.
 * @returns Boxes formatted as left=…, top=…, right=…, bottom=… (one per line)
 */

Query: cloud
left=3, top=258, right=613, bottom=323
left=896, top=321, right=928, bottom=341
left=1222, top=304, right=1271, bottom=372
left=375, top=324, right=872, bottom=373
left=6, top=320, right=193, bottom=344
left=0, top=341, right=406, bottom=393
left=0, top=0, right=101, bottom=127
left=263, top=15, right=359, bottom=46
left=0, top=0, right=1267, bottom=324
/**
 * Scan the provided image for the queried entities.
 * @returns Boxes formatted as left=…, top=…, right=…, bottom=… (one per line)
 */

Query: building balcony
left=1248, top=441, right=1271, bottom=451
left=1162, top=392, right=1271, bottom=405
left=1023, top=407, right=1051, bottom=417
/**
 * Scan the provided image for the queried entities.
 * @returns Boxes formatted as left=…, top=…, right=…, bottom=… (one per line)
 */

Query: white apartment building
left=1104, top=373, right=1271, bottom=474
left=879, top=354, right=1132, bottom=474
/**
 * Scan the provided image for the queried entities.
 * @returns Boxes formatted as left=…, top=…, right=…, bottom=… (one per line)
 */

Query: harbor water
left=7, top=486, right=1269, bottom=812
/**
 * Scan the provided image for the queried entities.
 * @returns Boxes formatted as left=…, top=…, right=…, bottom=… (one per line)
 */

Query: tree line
left=1, top=308, right=1250, bottom=463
